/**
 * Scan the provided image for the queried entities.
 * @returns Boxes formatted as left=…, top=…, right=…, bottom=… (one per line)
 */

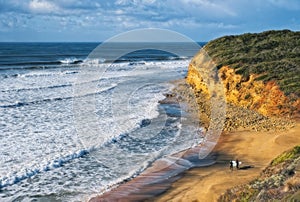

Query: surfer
left=236, top=159, right=239, bottom=170
left=229, top=160, right=233, bottom=171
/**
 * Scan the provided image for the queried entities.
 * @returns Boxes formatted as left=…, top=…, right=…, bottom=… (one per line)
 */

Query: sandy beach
left=89, top=119, right=299, bottom=202
left=89, top=80, right=299, bottom=202
left=154, top=122, right=300, bottom=202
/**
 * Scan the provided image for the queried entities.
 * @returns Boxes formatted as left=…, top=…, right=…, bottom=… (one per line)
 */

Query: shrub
left=271, top=146, right=300, bottom=166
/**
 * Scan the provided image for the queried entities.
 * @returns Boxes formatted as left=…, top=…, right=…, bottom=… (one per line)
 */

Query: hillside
left=187, top=30, right=300, bottom=118
left=205, top=30, right=300, bottom=97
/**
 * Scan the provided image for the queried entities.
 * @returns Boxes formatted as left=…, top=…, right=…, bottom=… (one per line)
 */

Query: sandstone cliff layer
left=186, top=30, right=300, bottom=119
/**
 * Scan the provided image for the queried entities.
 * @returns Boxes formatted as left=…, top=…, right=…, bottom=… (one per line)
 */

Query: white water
left=0, top=59, right=202, bottom=201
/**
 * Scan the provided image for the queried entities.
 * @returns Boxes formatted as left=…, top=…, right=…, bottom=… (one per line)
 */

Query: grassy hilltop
left=204, top=30, right=300, bottom=96
left=187, top=30, right=300, bottom=118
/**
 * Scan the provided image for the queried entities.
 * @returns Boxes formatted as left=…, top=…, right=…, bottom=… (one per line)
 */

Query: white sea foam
left=0, top=57, right=201, bottom=201
left=0, top=149, right=91, bottom=188
left=82, top=58, right=106, bottom=66
left=60, top=57, right=82, bottom=64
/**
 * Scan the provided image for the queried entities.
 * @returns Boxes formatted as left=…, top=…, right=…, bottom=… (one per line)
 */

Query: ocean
left=0, top=42, right=205, bottom=201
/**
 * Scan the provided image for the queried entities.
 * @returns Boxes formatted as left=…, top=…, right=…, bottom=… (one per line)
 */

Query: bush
left=271, top=146, right=300, bottom=166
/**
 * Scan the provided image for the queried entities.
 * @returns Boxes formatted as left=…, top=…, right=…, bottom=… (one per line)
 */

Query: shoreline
left=88, top=81, right=300, bottom=202
left=153, top=122, right=300, bottom=202
left=89, top=84, right=210, bottom=202
left=88, top=80, right=299, bottom=202
left=89, top=121, right=300, bottom=202
left=89, top=145, right=213, bottom=202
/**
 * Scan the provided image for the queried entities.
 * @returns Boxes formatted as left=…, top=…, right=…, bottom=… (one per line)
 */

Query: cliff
left=186, top=30, right=300, bottom=118
left=185, top=30, right=300, bottom=201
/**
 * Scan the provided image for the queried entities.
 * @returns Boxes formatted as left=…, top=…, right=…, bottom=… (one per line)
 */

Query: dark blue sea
left=0, top=42, right=205, bottom=201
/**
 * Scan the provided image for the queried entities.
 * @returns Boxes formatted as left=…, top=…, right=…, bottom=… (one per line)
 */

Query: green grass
left=204, top=30, right=300, bottom=97
left=239, top=188, right=258, bottom=202
left=271, top=146, right=300, bottom=166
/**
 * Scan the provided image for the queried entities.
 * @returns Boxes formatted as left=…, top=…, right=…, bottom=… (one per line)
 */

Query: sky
left=0, top=0, right=299, bottom=42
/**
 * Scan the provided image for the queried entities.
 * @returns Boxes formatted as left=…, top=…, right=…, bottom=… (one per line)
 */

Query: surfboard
left=231, top=161, right=242, bottom=167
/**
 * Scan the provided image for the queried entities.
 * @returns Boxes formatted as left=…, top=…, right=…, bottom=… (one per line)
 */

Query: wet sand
left=89, top=122, right=300, bottom=202
left=89, top=145, right=215, bottom=202
left=154, top=122, right=300, bottom=202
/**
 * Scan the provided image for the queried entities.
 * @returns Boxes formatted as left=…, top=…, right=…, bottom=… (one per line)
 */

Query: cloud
left=0, top=0, right=299, bottom=41
left=115, top=0, right=157, bottom=6
left=179, top=0, right=237, bottom=17
left=29, top=0, right=60, bottom=13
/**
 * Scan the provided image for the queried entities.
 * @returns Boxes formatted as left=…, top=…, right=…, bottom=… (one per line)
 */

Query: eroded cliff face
left=186, top=55, right=300, bottom=118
